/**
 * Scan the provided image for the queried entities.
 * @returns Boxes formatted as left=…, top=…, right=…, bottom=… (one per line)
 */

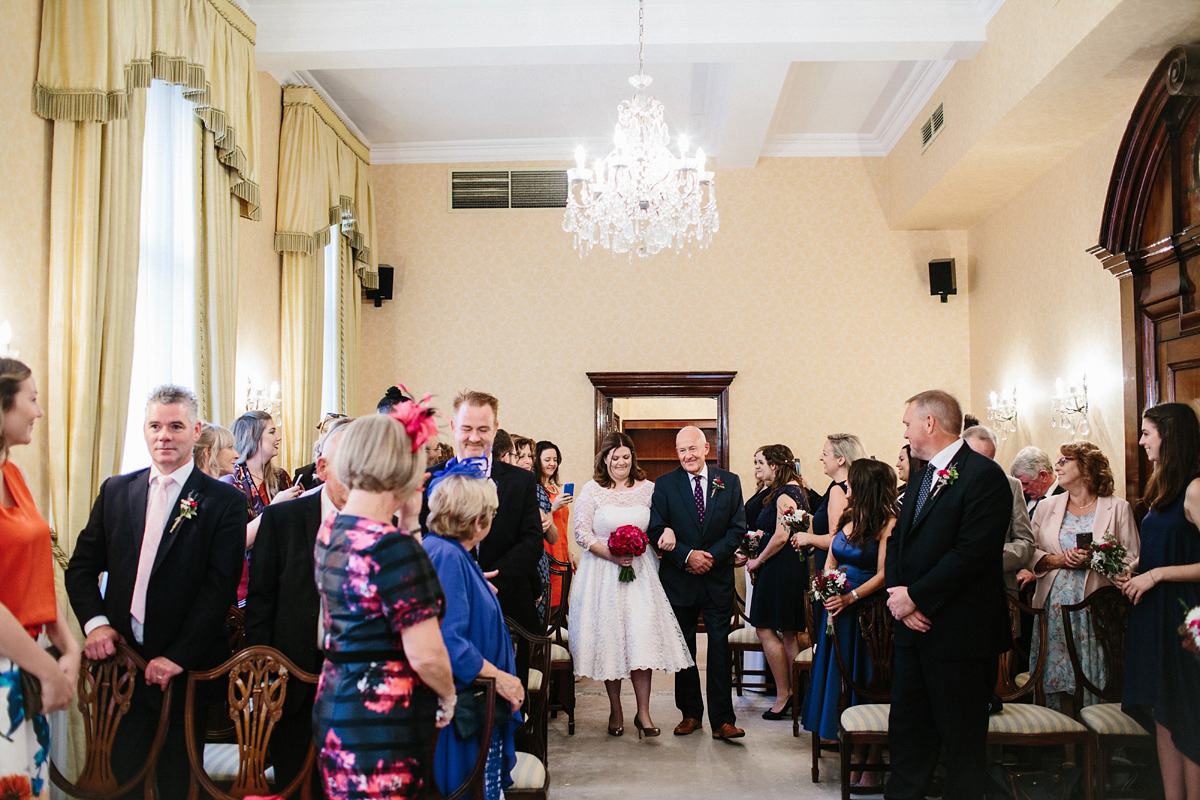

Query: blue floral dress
left=314, top=514, right=446, bottom=800
left=1030, top=510, right=1103, bottom=710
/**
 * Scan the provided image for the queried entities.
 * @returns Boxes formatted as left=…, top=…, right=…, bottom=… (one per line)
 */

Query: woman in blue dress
left=424, top=466, right=525, bottom=800
left=1119, top=403, right=1200, bottom=800
left=314, top=412, right=457, bottom=800
left=801, top=458, right=896, bottom=786
left=744, top=444, right=811, bottom=719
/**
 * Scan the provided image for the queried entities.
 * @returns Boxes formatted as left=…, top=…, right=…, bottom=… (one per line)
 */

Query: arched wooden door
left=1092, top=44, right=1200, bottom=504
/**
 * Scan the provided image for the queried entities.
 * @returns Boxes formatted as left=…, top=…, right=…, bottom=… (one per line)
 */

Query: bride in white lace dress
left=568, top=433, right=693, bottom=738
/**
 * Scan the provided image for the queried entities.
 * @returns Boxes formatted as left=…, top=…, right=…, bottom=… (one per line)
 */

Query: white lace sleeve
left=573, top=481, right=600, bottom=550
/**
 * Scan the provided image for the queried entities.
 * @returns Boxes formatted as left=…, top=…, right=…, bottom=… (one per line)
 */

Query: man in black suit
left=420, top=391, right=543, bottom=664
left=66, top=385, right=246, bottom=799
left=648, top=426, right=747, bottom=741
left=885, top=390, right=1013, bottom=800
left=244, top=416, right=351, bottom=798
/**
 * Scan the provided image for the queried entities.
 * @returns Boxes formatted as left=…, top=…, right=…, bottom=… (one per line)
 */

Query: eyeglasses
left=1056, top=456, right=1075, bottom=467
left=317, top=412, right=348, bottom=430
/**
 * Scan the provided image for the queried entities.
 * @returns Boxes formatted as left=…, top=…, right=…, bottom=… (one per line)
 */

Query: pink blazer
left=1029, top=493, right=1139, bottom=610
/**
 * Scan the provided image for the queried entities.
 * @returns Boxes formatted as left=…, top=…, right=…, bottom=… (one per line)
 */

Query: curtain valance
left=276, top=86, right=378, bottom=289
left=33, top=0, right=261, bottom=220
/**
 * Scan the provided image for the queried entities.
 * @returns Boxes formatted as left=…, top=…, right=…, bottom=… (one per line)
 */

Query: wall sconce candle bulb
left=987, top=388, right=1018, bottom=440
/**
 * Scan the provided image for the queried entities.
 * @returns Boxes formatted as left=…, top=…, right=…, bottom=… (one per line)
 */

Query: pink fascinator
left=387, top=385, right=439, bottom=453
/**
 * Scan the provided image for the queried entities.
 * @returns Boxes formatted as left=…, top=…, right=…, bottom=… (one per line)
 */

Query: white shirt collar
left=150, top=458, right=194, bottom=487
left=687, top=466, right=709, bottom=484
left=319, top=483, right=337, bottom=522
left=926, top=438, right=965, bottom=473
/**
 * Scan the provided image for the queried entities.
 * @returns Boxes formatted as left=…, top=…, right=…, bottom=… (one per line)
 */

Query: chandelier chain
left=638, top=0, right=644, bottom=75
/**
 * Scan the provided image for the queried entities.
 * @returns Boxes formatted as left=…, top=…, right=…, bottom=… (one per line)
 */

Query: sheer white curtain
left=320, top=223, right=340, bottom=415
left=120, top=81, right=199, bottom=472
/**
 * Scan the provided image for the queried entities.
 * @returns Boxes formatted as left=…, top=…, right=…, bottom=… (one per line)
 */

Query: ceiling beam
left=713, top=62, right=792, bottom=168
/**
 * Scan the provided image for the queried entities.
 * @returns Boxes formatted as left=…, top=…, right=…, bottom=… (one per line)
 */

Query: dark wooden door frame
left=1091, top=44, right=1200, bottom=503
left=586, top=372, right=736, bottom=470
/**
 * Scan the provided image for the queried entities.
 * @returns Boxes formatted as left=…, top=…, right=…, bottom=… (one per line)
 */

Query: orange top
left=542, top=483, right=572, bottom=607
left=0, top=460, right=57, bottom=636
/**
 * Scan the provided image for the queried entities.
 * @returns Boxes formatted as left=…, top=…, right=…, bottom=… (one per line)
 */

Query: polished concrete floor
left=546, top=640, right=845, bottom=800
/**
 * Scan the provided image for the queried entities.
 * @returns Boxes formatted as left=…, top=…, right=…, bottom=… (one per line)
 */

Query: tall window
left=120, top=81, right=199, bottom=472
left=320, top=224, right=341, bottom=415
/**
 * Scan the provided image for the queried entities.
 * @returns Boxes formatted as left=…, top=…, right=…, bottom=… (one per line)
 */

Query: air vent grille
left=921, top=102, right=945, bottom=153
left=450, top=170, right=568, bottom=210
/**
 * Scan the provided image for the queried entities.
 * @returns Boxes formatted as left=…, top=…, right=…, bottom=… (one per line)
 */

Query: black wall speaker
left=928, top=258, right=957, bottom=303
left=366, top=264, right=394, bottom=307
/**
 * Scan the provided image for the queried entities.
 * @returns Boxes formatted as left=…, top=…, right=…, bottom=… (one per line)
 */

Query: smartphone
left=1075, top=532, right=1093, bottom=551
left=563, top=483, right=574, bottom=497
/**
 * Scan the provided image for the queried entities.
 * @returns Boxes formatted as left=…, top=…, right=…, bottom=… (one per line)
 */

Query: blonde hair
left=905, top=390, right=964, bottom=436
left=826, top=433, right=867, bottom=466
left=335, top=414, right=427, bottom=494
left=193, top=423, right=235, bottom=477
left=427, top=474, right=500, bottom=542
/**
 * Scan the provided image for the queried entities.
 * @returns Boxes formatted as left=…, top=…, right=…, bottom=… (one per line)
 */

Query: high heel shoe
left=761, top=696, right=793, bottom=720
left=608, top=724, right=624, bottom=737
left=634, top=716, right=660, bottom=739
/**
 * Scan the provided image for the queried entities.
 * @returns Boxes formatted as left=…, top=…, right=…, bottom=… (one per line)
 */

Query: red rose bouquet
left=1182, top=602, right=1200, bottom=661
left=1087, top=533, right=1130, bottom=579
left=608, top=525, right=649, bottom=582
left=810, top=568, right=848, bottom=635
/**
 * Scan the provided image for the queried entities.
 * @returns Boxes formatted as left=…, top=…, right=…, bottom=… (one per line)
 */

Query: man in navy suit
left=66, top=385, right=246, bottom=799
left=885, top=390, right=1012, bottom=800
left=648, top=426, right=747, bottom=740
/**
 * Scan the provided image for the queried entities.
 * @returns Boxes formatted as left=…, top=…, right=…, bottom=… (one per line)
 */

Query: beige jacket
left=1029, top=493, right=1139, bottom=610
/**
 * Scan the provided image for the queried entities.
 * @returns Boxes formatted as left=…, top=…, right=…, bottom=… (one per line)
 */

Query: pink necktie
left=132, top=475, right=171, bottom=625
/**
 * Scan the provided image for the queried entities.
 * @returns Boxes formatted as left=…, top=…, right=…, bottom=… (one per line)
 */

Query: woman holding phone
left=1014, top=441, right=1137, bottom=714
left=536, top=440, right=574, bottom=606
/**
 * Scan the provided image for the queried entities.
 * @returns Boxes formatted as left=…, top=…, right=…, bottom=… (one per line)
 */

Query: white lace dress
left=567, top=480, right=694, bottom=680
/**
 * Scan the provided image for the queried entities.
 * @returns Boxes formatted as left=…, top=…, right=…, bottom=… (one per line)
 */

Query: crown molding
left=271, top=69, right=373, bottom=147
left=371, top=137, right=629, bottom=165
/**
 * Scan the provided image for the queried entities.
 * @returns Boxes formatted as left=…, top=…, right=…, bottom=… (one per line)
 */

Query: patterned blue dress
left=314, top=514, right=446, bottom=800
left=1122, top=490, right=1200, bottom=764
left=801, top=528, right=881, bottom=740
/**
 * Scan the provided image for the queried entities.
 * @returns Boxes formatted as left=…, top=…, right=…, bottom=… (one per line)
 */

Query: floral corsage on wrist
left=169, top=493, right=199, bottom=535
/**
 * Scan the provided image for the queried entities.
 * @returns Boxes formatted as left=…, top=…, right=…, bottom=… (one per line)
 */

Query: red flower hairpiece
left=387, top=387, right=439, bottom=453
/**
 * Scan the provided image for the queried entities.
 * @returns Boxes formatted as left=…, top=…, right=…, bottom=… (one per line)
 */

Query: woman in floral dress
left=314, top=409, right=457, bottom=800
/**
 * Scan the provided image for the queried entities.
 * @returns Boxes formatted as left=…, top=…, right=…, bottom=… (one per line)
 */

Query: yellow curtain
left=277, top=86, right=376, bottom=470
left=35, top=0, right=260, bottom=551
left=197, top=127, right=240, bottom=424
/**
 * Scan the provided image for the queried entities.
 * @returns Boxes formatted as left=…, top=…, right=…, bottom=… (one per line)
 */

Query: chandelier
left=562, top=0, right=718, bottom=257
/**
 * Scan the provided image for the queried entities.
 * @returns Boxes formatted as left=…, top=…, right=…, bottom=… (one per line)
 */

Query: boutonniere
left=711, top=477, right=725, bottom=496
left=928, top=467, right=959, bottom=502
left=169, top=493, right=199, bottom=535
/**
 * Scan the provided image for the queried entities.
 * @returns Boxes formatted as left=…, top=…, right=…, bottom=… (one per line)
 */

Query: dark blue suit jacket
left=647, top=466, right=747, bottom=608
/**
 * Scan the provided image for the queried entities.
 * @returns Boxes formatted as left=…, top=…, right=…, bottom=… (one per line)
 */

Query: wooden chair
left=792, top=592, right=817, bottom=736
left=987, top=594, right=1093, bottom=800
left=544, top=555, right=576, bottom=734
left=505, top=618, right=551, bottom=800
left=729, top=588, right=772, bottom=695
left=183, top=645, right=318, bottom=800
left=426, top=677, right=497, bottom=800
left=50, top=642, right=173, bottom=800
left=831, top=592, right=894, bottom=797
left=226, top=605, right=246, bottom=654
left=1061, top=586, right=1156, bottom=800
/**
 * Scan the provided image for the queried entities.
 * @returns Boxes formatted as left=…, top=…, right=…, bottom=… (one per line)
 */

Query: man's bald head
left=675, top=426, right=710, bottom=475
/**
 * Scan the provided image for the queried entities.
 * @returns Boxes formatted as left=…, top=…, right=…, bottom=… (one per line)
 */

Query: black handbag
left=452, top=684, right=511, bottom=741
left=18, top=645, right=62, bottom=718
left=985, top=765, right=1081, bottom=800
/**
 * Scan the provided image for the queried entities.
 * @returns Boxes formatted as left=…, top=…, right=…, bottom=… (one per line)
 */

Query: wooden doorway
left=586, top=372, right=736, bottom=470
left=1092, top=44, right=1200, bottom=504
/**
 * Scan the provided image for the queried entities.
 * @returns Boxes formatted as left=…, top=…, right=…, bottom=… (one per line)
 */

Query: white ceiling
left=244, top=0, right=1005, bottom=168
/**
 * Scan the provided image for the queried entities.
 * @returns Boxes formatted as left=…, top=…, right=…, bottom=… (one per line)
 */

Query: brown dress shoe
left=711, top=723, right=746, bottom=740
left=673, top=717, right=703, bottom=735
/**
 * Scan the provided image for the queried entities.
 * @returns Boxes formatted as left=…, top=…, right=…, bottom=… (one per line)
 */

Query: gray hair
left=314, top=416, right=354, bottom=460
left=1010, top=446, right=1053, bottom=480
left=146, top=385, right=199, bottom=424
left=962, top=425, right=998, bottom=449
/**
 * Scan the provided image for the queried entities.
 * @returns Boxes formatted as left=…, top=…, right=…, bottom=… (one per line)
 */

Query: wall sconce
left=0, top=321, right=17, bottom=358
left=244, top=377, right=282, bottom=421
left=987, top=388, right=1018, bottom=440
left=1051, top=375, right=1089, bottom=438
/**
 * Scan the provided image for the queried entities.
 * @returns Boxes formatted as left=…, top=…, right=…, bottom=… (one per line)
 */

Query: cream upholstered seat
left=728, top=627, right=759, bottom=645
left=526, top=668, right=543, bottom=692
left=506, top=750, right=549, bottom=799
left=840, top=703, right=889, bottom=733
left=1078, top=704, right=1148, bottom=738
left=988, top=704, right=1088, bottom=736
left=550, top=643, right=570, bottom=662
left=794, top=646, right=813, bottom=663
left=204, top=744, right=275, bottom=784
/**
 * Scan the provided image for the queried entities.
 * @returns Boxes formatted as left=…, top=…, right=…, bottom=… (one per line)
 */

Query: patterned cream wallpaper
left=0, top=0, right=53, bottom=509
left=968, top=111, right=1128, bottom=494
left=233, top=71, right=283, bottom=428
left=361, top=157, right=971, bottom=495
